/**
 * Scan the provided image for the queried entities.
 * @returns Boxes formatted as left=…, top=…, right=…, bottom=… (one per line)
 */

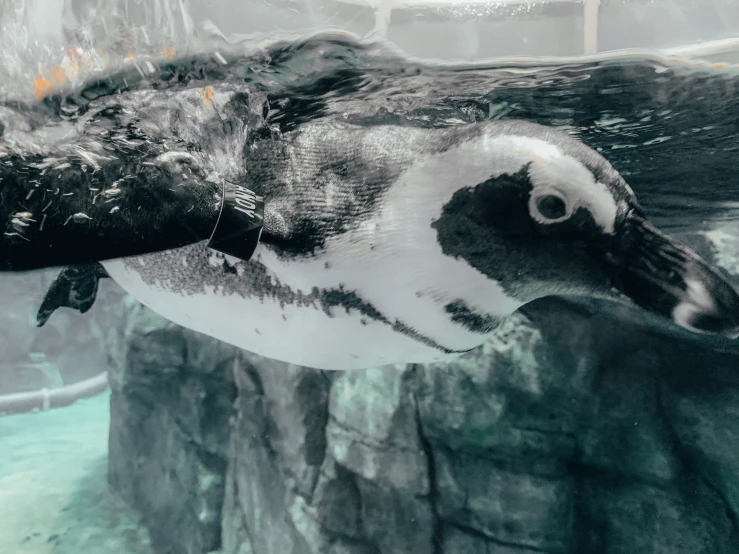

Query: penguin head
left=432, top=121, right=739, bottom=339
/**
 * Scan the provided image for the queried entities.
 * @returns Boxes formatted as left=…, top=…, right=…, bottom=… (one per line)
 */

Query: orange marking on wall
left=162, top=46, right=176, bottom=60
left=32, top=74, right=54, bottom=100
left=714, top=62, right=727, bottom=68
left=201, top=86, right=215, bottom=105
left=50, top=66, right=68, bottom=85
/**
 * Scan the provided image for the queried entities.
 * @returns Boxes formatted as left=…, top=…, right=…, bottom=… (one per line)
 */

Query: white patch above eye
left=525, top=146, right=618, bottom=234
left=465, top=133, right=618, bottom=233
left=390, top=131, right=619, bottom=235
left=509, top=136, right=562, bottom=161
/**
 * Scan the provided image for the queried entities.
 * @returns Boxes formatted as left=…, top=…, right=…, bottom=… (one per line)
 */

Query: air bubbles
left=64, top=212, right=93, bottom=226
left=102, top=186, right=122, bottom=199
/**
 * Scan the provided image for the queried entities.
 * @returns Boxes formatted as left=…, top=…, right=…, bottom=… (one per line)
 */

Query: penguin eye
left=537, top=195, right=567, bottom=219
left=530, top=191, right=571, bottom=224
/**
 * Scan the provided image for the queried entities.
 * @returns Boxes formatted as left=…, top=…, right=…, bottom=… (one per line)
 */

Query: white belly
left=101, top=213, right=521, bottom=370
left=101, top=247, right=467, bottom=370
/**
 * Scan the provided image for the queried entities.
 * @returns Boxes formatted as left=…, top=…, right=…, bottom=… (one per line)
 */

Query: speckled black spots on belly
left=124, top=243, right=469, bottom=354
left=445, top=300, right=499, bottom=334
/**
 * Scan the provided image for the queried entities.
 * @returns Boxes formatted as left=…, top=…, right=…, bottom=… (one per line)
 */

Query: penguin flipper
left=36, top=263, right=109, bottom=327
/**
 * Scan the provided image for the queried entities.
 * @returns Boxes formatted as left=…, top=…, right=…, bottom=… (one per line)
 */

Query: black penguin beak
left=603, top=212, right=739, bottom=339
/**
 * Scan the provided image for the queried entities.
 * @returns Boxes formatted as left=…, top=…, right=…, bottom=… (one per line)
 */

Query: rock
left=354, top=476, right=435, bottom=554
left=312, top=457, right=363, bottom=539
left=441, top=524, right=543, bottom=554
left=656, top=342, right=739, bottom=549
left=434, top=448, right=571, bottom=551
left=221, top=450, right=255, bottom=554
left=328, top=365, right=429, bottom=494
left=219, top=357, right=437, bottom=554
left=575, top=470, right=733, bottom=554
left=246, top=357, right=330, bottom=501
left=224, top=359, right=317, bottom=554
left=107, top=302, right=238, bottom=554
left=415, top=309, right=594, bottom=464
left=107, top=298, right=739, bottom=554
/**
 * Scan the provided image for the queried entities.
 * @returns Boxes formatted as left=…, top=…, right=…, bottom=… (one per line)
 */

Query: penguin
left=0, top=40, right=736, bottom=370
left=29, top=118, right=739, bottom=370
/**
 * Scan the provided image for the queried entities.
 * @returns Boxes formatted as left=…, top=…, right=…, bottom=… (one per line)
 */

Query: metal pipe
left=663, top=37, right=739, bottom=58
left=0, top=372, right=109, bottom=416
left=583, top=0, right=599, bottom=55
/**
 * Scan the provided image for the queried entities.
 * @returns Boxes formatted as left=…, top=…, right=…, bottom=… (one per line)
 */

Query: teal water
left=0, top=392, right=152, bottom=554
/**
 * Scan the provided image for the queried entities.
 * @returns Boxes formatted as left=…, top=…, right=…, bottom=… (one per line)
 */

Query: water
left=6, top=30, right=739, bottom=235
left=0, top=392, right=153, bottom=553
left=3, top=2, right=739, bottom=553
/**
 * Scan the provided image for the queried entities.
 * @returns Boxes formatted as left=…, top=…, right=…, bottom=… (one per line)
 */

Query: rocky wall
left=108, top=291, right=739, bottom=554
left=106, top=300, right=239, bottom=554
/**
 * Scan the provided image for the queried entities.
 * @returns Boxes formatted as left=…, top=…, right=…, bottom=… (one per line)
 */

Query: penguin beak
left=603, top=212, right=739, bottom=339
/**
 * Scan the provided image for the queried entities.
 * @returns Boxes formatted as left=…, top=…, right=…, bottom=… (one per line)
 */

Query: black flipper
left=36, top=263, right=109, bottom=327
